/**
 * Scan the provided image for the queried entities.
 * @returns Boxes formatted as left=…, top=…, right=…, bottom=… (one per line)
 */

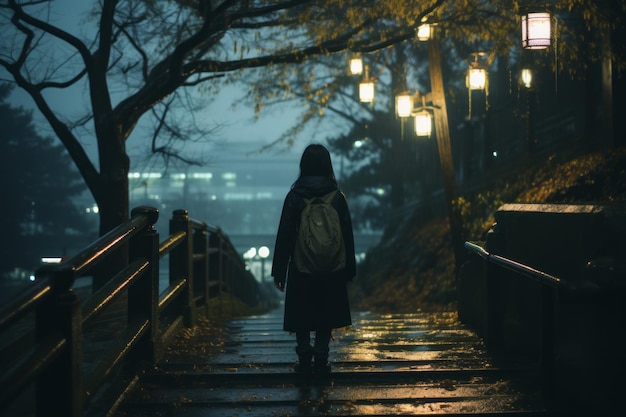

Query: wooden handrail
left=0, top=206, right=261, bottom=417
left=464, top=240, right=560, bottom=401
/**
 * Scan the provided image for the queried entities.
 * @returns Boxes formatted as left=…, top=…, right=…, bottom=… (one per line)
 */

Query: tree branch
left=1, top=62, right=101, bottom=199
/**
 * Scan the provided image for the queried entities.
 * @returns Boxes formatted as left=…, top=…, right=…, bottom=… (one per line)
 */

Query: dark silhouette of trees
left=0, top=84, right=93, bottom=279
left=1, top=0, right=622, bottom=287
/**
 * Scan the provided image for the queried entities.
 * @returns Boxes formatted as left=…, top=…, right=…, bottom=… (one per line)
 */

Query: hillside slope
left=352, top=145, right=626, bottom=313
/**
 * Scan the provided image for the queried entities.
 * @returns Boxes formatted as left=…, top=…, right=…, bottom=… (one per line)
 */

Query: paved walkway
left=110, top=305, right=562, bottom=416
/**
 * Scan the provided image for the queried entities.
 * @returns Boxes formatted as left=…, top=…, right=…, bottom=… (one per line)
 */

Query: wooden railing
left=464, top=240, right=562, bottom=399
left=0, top=206, right=261, bottom=417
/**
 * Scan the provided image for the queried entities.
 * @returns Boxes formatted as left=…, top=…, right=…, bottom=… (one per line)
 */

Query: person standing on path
left=272, top=144, right=356, bottom=373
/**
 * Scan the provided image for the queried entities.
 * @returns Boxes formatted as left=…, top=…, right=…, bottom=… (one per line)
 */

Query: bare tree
left=1, top=0, right=621, bottom=286
left=0, top=0, right=447, bottom=237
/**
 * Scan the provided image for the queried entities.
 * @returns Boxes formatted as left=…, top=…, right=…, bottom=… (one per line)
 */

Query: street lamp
left=349, top=55, right=363, bottom=75
left=395, top=92, right=412, bottom=118
left=359, top=65, right=376, bottom=103
left=244, top=246, right=271, bottom=282
left=521, top=12, right=551, bottom=50
left=416, top=23, right=432, bottom=42
left=519, top=68, right=536, bottom=153
left=414, top=110, right=433, bottom=137
left=466, top=61, right=488, bottom=91
left=520, top=68, right=533, bottom=89
left=258, top=246, right=270, bottom=282
left=395, top=91, right=435, bottom=137
left=466, top=54, right=489, bottom=118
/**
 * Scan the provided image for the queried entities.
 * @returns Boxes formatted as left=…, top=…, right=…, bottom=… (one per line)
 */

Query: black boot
left=313, top=329, right=331, bottom=373
left=294, top=347, right=313, bottom=373
left=313, top=354, right=331, bottom=373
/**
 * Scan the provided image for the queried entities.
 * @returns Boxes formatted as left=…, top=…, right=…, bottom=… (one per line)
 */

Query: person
left=272, top=144, right=356, bottom=373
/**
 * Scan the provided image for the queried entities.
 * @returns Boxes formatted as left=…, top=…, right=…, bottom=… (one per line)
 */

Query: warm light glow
left=359, top=79, right=375, bottom=103
left=258, top=246, right=270, bottom=259
left=417, top=24, right=432, bottom=41
left=395, top=93, right=412, bottom=118
left=244, top=247, right=257, bottom=259
left=522, top=12, right=551, bottom=49
left=521, top=68, right=532, bottom=88
left=414, top=111, right=433, bottom=137
left=350, top=57, right=363, bottom=75
left=467, top=67, right=487, bottom=90
left=41, top=257, right=63, bottom=264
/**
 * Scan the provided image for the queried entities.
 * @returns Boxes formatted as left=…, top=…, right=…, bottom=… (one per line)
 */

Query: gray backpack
left=293, top=191, right=346, bottom=274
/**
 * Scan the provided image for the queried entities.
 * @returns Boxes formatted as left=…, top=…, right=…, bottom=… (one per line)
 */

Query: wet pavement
left=111, top=306, right=565, bottom=416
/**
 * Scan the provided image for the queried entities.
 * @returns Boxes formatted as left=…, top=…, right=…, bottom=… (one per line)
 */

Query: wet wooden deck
left=108, top=305, right=567, bottom=416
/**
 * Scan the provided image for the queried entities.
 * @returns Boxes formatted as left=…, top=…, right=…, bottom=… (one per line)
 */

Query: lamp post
left=394, top=91, right=434, bottom=138
left=520, top=68, right=536, bottom=153
left=244, top=246, right=270, bottom=283
left=386, top=24, right=464, bottom=270
left=258, top=246, right=270, bottom=283
left=422, top=28, right=466, bottom=271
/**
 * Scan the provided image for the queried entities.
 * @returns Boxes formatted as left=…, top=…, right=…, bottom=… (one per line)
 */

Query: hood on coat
left=292, top=176, right=337, bottom=199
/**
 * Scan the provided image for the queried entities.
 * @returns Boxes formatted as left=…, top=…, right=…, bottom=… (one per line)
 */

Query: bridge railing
left=463, top=241, right=561, bottom=398
left=0, top=206, right=260, bottom=417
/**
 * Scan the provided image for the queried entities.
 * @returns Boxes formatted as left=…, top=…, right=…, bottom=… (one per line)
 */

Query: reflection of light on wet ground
left=116, top=307, right=550, bottom=415
left=331, top=311, right=492, bottom=367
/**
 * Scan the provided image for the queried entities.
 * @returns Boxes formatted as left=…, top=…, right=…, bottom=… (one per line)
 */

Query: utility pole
left=427, top=37, right=466, bottom=272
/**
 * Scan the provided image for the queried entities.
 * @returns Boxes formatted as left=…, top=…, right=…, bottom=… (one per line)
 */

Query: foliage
left=0, top=0, right=622, bottom=239
left=354, top=145, right=626, bottom=313
left=0, top=84, right=92, bottom=278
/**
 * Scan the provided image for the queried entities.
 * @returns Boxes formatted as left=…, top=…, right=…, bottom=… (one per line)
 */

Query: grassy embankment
left=352, top=145, right=626, bottom=313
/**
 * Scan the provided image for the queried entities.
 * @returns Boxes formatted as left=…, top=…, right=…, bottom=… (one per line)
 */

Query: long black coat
left=271, top=176, right=356, bottom=332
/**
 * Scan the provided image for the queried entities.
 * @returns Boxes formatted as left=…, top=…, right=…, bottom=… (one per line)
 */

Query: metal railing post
left=169, top=209, right=196, bottom=327
left=35, top=269, right=83, bottom=417
left=128, top=206, right=160, bottom=361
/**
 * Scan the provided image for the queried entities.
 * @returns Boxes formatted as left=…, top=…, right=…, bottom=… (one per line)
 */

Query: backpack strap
left=320, top=190, right=338, bottom=204
left=296, top=190, right=338, bottom=232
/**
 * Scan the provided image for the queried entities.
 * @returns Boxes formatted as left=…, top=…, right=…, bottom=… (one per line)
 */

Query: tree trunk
left=389, top=44, right=408, bottom=209
left=427, top=38, right=466, bottom=274
left=91, top=129, right=131, bottom=290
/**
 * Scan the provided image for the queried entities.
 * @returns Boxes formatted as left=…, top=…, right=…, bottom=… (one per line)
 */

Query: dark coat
left=271, top=176, right=356, bottom=332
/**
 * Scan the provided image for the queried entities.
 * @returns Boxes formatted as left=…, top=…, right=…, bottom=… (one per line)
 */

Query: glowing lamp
left=359, top=80, right=375, bottom=103
left=349, top=57, right=363, bottom=75
left=414, top=111, right=433, bottom=137
left=521, top=68, right=532, bottom=88
left=417, top=24, right=432, bottom=41
left=359, top=65, right=375, bottom=103
left=466, top=66, right=487, bottom=90
left=521, top=12, right=551, bottom=49
left=395, top=92, right=412, bottom=118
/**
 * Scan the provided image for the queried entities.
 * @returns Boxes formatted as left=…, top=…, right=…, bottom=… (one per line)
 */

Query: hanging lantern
left=395, top=92, right=412, bottom=118
left=521, top=68, right=533, bottom=88
left=359, top=80, right=375, bottom=103
left=414, top=110, right=433, bottom=137
left=466, top=64, right=487, bottom=90
left=521, top=12, right=551, bottom=49
left=349, top=56, right=363, bottom=75
left=417, top=23, right=432, bottom=41
left=359, top=65, right=375, bottom=103
left=466, top=56, right=489, bottom=118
